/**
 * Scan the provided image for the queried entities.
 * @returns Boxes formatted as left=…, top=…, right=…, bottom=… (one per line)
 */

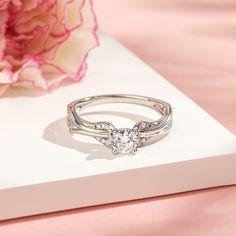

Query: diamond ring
left=67, top=94, right=173, bottom=155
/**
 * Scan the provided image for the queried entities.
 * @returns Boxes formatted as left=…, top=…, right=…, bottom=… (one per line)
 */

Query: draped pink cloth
left=1, top=1, right=236, bottom=235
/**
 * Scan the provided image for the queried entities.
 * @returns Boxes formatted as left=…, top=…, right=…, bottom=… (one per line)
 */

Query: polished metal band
left=67, top=94, right=173, bottom=155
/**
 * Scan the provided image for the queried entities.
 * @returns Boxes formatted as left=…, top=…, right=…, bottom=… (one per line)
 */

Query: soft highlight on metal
left=67, top=94, right=173, bottom=155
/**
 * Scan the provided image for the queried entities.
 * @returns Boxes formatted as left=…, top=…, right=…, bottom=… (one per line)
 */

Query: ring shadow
left=42, top=111, right=163, bottom=160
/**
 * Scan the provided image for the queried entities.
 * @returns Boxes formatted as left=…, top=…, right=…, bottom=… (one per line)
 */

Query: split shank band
left=67, top=94, right=173, bottom=155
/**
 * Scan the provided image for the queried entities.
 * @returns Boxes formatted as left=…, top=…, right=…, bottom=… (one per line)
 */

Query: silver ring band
left=67, top=94, right=173, bottom=155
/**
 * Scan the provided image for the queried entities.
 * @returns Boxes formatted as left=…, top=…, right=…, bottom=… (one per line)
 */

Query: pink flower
left=0, top=0, right=98, bottom=96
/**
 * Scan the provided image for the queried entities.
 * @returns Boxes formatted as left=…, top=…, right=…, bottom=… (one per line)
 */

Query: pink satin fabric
left=96, top=0, right=236, bottom=134
left=0, top=1, right=235, bottom=235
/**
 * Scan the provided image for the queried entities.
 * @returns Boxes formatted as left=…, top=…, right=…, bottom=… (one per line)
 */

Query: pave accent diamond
left=67, top=107, right=77, bottom=132
left=94, top=122, right=115, bottom=146
left=111, top=128, right=141, bottom=154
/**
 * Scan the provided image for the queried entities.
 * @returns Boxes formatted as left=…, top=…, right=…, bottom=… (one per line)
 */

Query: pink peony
left=0, top=0, right=98, bottom=95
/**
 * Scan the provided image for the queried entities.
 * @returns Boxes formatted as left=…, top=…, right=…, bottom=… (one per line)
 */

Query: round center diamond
left=111, top=128, right=141, bottom=154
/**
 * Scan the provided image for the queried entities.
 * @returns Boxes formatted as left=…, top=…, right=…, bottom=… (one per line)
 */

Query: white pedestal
left=0, top=32, right=236, bottom=221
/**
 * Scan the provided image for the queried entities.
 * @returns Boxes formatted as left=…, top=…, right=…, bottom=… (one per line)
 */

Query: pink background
left=1, top=0, right=236, bottom=235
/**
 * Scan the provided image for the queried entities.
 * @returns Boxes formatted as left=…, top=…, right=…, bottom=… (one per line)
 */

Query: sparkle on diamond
left=111, top=128, right=141, bottom=154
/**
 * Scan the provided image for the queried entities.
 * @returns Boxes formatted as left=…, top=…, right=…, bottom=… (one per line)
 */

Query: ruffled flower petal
left=0, top=0, right=98, bottom=96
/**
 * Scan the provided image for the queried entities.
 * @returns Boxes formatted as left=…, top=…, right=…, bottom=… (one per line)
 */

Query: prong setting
left=132, top=148, right=138, bottom=155
left=112, top=148, right=119, bottom=155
